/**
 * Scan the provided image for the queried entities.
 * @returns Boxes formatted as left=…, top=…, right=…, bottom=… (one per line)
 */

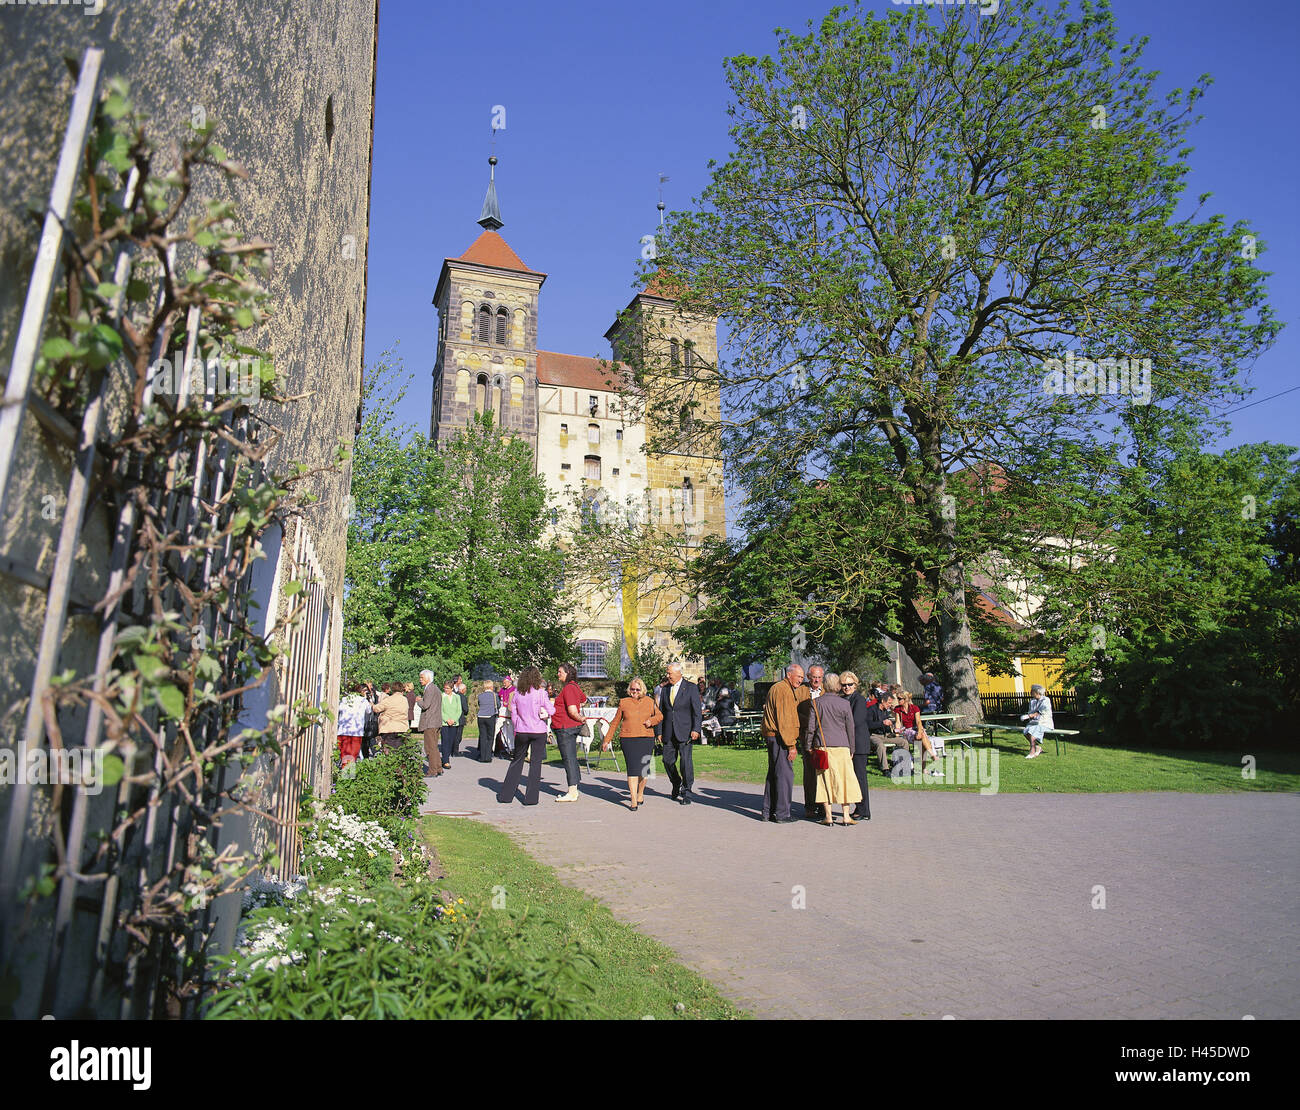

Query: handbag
left=810, top=699, right=830, bottom=770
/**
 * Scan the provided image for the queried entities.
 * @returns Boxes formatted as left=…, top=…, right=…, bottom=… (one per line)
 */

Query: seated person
left=894, top=689, right=940, bottom=774
left=863, top=693, right=899, bottom=773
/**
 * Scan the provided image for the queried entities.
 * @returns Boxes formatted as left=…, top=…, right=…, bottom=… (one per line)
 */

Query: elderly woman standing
left=439, top=681, right=462, bottom=769
left=602, top=676, right=664, bottom=811
left=801, top=673, right=862, bottom=826
left=1022, top=684, right=1054, bottom=759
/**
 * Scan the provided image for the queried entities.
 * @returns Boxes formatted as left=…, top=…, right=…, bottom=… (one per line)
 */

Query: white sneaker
left=556, top=789, right=579, bottom=802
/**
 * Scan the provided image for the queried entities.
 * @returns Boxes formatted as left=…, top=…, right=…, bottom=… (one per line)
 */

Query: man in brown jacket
left=761, top=663, right=809, bottom=822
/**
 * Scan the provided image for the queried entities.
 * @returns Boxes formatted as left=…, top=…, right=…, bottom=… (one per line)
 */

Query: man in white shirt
left=800, top=665, right=827, bottom=820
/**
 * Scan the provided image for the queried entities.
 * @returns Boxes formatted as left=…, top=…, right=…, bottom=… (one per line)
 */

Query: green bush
left=343, top=649, right=460, bottom=690
left=329, top=735, right=426, bottom=824
left=301, top=809, right=395, bottom=887
left=206, top=880, right=595, bottom=1019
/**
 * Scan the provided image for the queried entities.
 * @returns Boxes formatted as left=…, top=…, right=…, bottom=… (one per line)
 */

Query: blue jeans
left=554, top=726, right=581, bottom=788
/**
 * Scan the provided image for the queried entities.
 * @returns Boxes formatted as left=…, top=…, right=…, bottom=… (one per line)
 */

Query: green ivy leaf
left=282, top=579, right=303, bottom=597
left=40, top=337, right=87, bottom=362
left=100, top=754, right=125, bottom=788
left=155, top=684, right=186, bottom=719
left=95, top=282, right=121, bottom=299
left=133, top=653, right=168, bottom=681
left=102, top=91, right=130, bottom=120
left=234, top=307, right=255, bottom=329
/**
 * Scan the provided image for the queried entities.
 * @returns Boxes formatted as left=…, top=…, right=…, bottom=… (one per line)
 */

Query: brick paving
left=421, top=753, right=1300, bottom=1019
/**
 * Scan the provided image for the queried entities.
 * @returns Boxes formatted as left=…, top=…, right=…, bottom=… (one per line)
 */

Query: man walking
left=657, top=663, right=702, bottom=805
left=476, top=680, right=497, bottom=764
left=417, top=669, right=442, bottom=776
left=761, top=663, right=809, bottom=822
left=922, top=672, right=944, bottom=714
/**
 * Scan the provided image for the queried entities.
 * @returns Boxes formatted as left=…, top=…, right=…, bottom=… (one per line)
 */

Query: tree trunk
left=935, top=559, right=983, bottom=725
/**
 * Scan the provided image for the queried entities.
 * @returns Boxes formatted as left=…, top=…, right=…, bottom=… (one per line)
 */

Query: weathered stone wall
left=0, top=0, right=377, bottom=1015
left=0, top=0, right=376, bottom=712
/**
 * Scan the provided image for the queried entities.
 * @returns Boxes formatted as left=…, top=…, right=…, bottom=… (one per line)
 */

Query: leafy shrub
left=206, top=880, right=595, bottom=1019
left=301, top=810, right=395, bottom=887
left=330, top=734, right=426, bottom=824
left=343, top=649, right=460, bottom=691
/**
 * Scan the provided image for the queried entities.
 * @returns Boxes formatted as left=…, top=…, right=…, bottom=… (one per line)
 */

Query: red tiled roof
left=536, top=350, right=633, bottom=393
left=640, top=269, right=687, bottom=300
left=455, top=230, right=535, bottom=273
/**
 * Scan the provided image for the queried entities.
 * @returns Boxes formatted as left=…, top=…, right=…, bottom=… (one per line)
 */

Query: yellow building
left=431, top=162, right=724, bottom=677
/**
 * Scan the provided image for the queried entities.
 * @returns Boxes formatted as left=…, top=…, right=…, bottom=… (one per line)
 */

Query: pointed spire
left=478, top=155, right=503, bottom=230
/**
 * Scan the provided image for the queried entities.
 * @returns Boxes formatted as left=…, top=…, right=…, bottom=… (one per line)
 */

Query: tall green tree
left=344, top=353, right=575, bottom=675
left=628, top=0, right=1278, bottom=722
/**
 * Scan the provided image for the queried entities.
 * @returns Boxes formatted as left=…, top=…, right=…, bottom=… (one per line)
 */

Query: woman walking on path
left=550, top=662, right=588, bottom=803
left=439, top=681, right=462, bottom=769
left=497, top=666, right=552, bottom=806
left=603, top=677, right=663, bottom=811
left=802, top=673, right=862, bottom=826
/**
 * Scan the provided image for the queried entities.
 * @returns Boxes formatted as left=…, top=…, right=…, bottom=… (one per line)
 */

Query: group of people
left=759, top=664, right=946, bottom=826
left=333, top=657, right=978, bottom=825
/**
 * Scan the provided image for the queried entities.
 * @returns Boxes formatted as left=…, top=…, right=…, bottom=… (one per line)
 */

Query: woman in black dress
left=602, top=677, right=663, bottom=811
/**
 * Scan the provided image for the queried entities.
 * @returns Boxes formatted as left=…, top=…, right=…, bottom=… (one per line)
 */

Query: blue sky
left=364, top=0, right=1298, bottom=457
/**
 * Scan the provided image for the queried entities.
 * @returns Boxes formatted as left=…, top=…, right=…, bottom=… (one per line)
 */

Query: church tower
left=431, top=156, right=545, bottom=451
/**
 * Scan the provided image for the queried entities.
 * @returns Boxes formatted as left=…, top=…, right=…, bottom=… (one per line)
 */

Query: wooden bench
left=974, top=721, right=1081, bottom=756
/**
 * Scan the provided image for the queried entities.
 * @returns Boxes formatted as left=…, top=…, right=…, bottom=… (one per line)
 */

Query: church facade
left=430, top=165, right=724, bottom=677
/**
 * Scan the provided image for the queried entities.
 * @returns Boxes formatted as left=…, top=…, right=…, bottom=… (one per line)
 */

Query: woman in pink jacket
left=496, top=665, right=553, bottom=806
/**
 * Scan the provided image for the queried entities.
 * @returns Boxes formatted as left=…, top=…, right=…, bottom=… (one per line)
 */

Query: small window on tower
left=478, top=304, right=492, bottom=343
left=496, top=307, right=508, bottom=345
left=615, top=428, right=623, bottom=441
left=588, top=395, right=599, bottom=416
left=670, top=338, right=680, bottom=371
left=588, top=423, right=600, bottom=446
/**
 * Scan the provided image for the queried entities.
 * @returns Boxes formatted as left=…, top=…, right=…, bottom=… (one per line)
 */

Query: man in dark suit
left=658, top=662, right=702, bottom=805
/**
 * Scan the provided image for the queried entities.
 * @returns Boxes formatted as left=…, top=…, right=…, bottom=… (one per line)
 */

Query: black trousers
left=497, top=731, right=546, bottom=805
left=762, top=739, right=793, bottom=820
left=851, top=750, right=872, bottom=818
left=477, top=716, right=495, bottom=763
left=801, top=751, right=825, bottom=819
left=440, top=725, right=457, bottom=764
left=662, top=730, right=694, bottom=793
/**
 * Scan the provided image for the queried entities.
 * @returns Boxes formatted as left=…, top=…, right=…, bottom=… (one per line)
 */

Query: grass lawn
left=561, top=731, right=1300, bottom=794
left=462, top=719, right=1299, bottom=792
left=421, top=814, right=748, bottom=1020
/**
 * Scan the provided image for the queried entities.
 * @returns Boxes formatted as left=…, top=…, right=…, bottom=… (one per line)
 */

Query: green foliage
left=343, top=648, right=459, bottom=690
left=619, top=0, right=1279, bottom=723
left=206, top=881, right=596, bottom=1019
left=604, top=630, right=673, bottom=684
left=345, top=352, right=575, bottom=673
left=1043, top=434, right=1300, bottom=747
left=301, top=810, right=395, bottom=887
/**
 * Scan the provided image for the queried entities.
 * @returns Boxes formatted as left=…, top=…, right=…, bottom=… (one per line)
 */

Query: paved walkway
left=421, top=754, right=1300, bottom=1019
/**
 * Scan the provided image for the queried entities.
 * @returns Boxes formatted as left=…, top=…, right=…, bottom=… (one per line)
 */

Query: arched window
left=670, top=338, right=680, bottom=372
left=495, top=376, right=506, bottom=425
left=496, top=306, right=508, bottom=345
left=577, top=640, right=608, bottom=679
left=510, top=374, right=524, bottom=411
left=476, top=373, right=488, bottom=415
left=682, top=476, right=695, bottom=520
left=685, top=341, right=696, bottom=372
left=584, top=455, right=601, bottom=482
left=588, top=422, right=600, bottom=446
left=580, top=490, right=603, bottom=529
left=455, top=369, right=470, bottom=404
left=477, top=304, right=492, bottom=343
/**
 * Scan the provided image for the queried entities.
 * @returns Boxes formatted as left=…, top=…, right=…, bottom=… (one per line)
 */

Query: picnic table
left=725, top=711, right=764, bottom=747
left=919, top=713, right=982, bottom=753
